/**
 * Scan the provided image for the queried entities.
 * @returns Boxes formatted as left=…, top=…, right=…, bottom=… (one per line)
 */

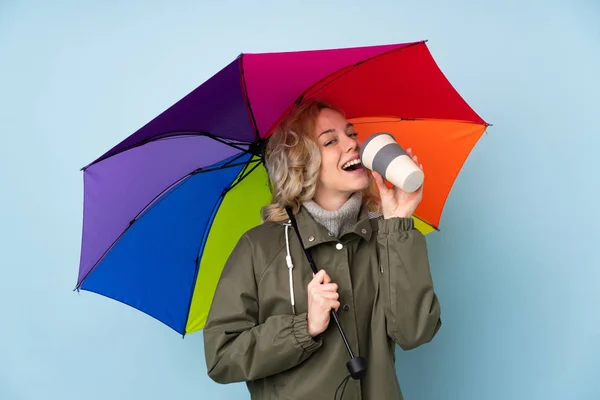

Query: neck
left=312, top=190, right=352, bottom=212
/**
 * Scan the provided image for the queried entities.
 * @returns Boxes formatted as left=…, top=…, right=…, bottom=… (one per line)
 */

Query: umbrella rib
left=147, top=131, right=252, bottom=154
left=133, top=155, right=251, bottom=221
left=301, top=40, right=426, bottom=101
left=240, top=55, right=261, bottom=140
left=182, top=185, right=228, bottom=337
left=134, top=152, right=251, bottom=222
left=74, top=152, right=254, bottom=291
left=156, top=133, right=250, bottom=147
left=301, top=64, right=358, bottom=101
left=82, top=131, right=252, bottom=171
left=351, top=117, right=491, bottom=127
left=180, top=157, right=264, bottom=333
left=224, top=159, right=264, bottom=194
left=267, top=41, right=429, bottom=137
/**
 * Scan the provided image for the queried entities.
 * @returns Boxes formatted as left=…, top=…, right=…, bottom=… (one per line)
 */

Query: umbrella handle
left=285, top=206, right=368, bottom=380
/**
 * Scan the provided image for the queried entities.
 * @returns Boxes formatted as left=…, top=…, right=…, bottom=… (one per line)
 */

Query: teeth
left=342, top=159, right=361, bottom=170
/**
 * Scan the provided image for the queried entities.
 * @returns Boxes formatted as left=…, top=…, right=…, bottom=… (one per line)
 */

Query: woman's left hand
left=372, top=148, right=423, bottom=219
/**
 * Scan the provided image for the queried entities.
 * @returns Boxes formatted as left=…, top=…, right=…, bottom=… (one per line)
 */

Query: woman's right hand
left=307, top=270, right=340, bottom=337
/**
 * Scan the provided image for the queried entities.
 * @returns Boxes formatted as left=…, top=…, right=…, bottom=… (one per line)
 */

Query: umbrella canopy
left=76, top=40, right=488, bottom=335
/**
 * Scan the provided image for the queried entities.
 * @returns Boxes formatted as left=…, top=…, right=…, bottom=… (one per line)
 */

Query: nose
left=343, top=135, right=358, bottom=152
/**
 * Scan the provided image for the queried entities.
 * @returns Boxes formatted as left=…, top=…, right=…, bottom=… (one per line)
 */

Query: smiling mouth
left=341, top=159, right=363, bottom=171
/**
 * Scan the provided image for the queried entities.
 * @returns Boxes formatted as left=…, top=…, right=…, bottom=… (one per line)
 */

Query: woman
left=203, top=99, right=442, bottom=399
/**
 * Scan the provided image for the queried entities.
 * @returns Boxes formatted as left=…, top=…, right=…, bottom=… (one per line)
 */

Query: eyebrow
left=318, top=123, right=354, bottom=137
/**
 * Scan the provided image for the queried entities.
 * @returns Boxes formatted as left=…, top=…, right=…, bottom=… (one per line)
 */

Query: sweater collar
left=302, top=192, right=363, bottom=238
left=291, top=194, right=373, bottom=249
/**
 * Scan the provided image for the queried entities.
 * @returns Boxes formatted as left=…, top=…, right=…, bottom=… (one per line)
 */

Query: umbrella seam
left=182, top=186, right=228, bottom=336
left=82, top=131, right=252, bottom=170
left=239, top=54, right=261, bottom=141
left=184, top=156, right=263, bottom=334
left=263, top=40, right=428, bottom=138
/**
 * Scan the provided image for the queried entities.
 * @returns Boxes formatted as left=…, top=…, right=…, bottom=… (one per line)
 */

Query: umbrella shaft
left=330, top=309, right=355, bottom=358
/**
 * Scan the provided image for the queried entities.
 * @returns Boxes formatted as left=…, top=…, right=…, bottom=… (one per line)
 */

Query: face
left=313, top=108, right=370, bottom=203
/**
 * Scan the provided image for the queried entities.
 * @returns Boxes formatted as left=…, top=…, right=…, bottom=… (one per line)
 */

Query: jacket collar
left=291, top=205, right=373, bottom=249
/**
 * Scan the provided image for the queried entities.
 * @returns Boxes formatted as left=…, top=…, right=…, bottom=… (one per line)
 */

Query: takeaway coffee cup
left=359, top=132, right=424, bottom=193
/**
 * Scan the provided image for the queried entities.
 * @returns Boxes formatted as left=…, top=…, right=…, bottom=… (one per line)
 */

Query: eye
left=325, top=139, right=337, bottom=146
left=347, top=132, right=358, bottom=138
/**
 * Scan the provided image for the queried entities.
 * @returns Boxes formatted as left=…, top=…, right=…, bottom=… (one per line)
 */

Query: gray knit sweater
left=302, top=192, right=363, bottom=238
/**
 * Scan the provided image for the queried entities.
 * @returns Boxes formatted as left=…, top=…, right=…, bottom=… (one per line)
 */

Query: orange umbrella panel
left=352, top=117, right=487, bottom=230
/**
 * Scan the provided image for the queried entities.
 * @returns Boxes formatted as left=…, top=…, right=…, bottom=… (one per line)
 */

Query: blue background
left=1, top=1, right=598, bottom=399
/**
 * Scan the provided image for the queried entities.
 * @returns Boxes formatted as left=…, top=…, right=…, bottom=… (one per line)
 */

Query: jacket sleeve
left=377, top=217, right=442, bottom=350
left=203, top=233, right=322, bottom=383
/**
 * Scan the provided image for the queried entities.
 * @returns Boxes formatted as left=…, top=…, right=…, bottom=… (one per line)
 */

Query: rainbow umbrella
left=75, top=40, right=488, bottom=335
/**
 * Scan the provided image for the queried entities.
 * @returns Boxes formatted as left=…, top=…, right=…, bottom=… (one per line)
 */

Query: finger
left=317, top=291, right=340, bottom=300
left=311, top=270, right=323, bottom=283
left=315, top=287, right=339, bottom=300
left=406, top=147, right=413, bottom=157
left=372, top=170, right=383, bottom=185
left=319, top=298, right=340, bottom=311
left=319, top=283, right=338, bottom=292
left=321, top=270, right=331, bottom=284
left=331, top=301, right=341, bottom=312
left=372, top=171, right=389, bottom=193
left=310, top=270, right=327, bottom=287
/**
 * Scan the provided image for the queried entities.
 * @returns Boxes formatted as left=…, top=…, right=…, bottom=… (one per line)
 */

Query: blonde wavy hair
left=260, top=99, right=381, bottom=222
